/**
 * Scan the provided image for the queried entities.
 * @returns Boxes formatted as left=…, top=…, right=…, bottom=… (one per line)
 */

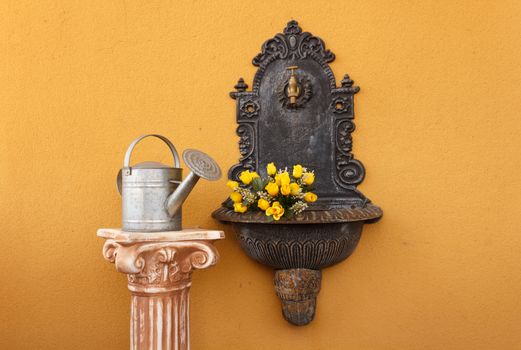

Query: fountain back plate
left=227, top=20, right=372, bottom=210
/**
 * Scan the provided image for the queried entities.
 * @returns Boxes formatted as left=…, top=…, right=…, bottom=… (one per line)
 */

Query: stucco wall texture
left=2, top=1, right=521, bottom=349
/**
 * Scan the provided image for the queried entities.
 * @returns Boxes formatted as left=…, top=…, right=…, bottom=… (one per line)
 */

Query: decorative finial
left=230, top=78, right=248, bottom=99
left=341, top=74, right=360, bottom=93
left=284, top=20, right=302, bottom=35
left=341, top=74, right=354, bottom=87
left=234, top=78, right=248, bottom=92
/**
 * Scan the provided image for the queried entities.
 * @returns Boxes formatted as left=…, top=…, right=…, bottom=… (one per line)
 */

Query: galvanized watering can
left=117, top=134, right=222, bottom=232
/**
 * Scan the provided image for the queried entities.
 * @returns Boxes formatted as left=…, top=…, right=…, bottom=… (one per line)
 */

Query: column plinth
left=98, top=228, right=224, bottom=350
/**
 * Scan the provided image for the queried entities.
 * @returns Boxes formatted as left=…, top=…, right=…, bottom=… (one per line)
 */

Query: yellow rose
left=280, top=184, right=291, bottom=196
left=233, top=202, right=248, bottom=213
left=302, top=172, right=315, bottom=185
left=257, top=198, right=270, bottom=211
left=230, top=192, right=242, bottom=203
left=226, top=180, right=239, bottom=190
left=289, top=183, right=301, bottom=195
left=292, top=164, right=303, bottom=178
left=251, top=171, right=260, bottom=179
left=266, top=201, right=285, bottom=220
left=275, top=173, right=281, bottom=186
left=304, top=192, right=318, bottom=203
left=267, top=162, right=277, bottom=176
left=265, top=181, right=279, bottom=197
left=239, top=170, right=253, bottom=185
left=279, top=171, right=291, bottom=186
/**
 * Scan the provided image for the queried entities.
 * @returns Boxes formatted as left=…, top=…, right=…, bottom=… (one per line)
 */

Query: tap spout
left=286, top=66, right=300, bottom=105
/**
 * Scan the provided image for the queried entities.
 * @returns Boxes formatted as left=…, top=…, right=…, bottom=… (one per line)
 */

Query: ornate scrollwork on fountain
left=239, top=99, right=260, bottom=119
left=331, top=96, right=351, bottom=114
left=229, top=122, right=257, bottom=181
left=250, top=20, right=337, bottom=93
left=330, top=73, right=366, bottom=197
left=334, top=117, right=366, bottom=190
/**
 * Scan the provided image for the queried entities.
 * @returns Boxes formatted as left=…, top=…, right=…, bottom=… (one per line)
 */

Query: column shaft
left=130, top=289, right=190, bottom=350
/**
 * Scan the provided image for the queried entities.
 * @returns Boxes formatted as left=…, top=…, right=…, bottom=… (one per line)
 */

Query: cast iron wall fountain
left=212, top=20, right=382, bottom=326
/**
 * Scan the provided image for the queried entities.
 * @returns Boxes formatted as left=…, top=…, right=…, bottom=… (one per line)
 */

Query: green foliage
left=251, top=177, right=268, bottom=192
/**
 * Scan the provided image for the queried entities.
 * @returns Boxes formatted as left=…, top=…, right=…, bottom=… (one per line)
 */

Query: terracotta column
left=98, top=228, right=224, bottom=350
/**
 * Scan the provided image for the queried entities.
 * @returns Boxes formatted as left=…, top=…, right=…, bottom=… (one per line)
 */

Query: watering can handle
left=123, top=134, right=181, bottom=169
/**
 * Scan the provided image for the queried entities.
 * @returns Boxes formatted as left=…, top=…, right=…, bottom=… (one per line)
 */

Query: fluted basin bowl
left=212, top=204, right=382, bottom=326
left=231, top=221, right=363, bottom=270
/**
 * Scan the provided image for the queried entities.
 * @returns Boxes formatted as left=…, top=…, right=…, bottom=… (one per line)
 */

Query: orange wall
left=2, top=1, right=521, bottom=349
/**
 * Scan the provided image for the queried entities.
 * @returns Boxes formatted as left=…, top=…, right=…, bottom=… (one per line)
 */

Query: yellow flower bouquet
left=226, top=163, right=317, bottom=221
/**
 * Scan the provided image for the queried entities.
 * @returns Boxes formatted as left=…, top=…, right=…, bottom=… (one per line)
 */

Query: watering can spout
left=167, top=172, right=199, bottom=216
left=167, top=149, right=222, bottom=217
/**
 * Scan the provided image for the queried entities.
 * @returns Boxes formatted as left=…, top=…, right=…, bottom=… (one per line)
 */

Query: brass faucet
left=286, top=66, right=300, bottom=105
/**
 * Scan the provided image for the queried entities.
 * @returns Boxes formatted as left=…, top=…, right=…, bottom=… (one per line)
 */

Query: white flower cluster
left=290, top=201, right=308, bottom=215
left=257, top=191, right=272, bottom=202
left=236, top=186, right=257, bottom=205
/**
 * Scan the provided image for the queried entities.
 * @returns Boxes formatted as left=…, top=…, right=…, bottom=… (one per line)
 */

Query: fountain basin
left=212, top=204, right=382, bottom=325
